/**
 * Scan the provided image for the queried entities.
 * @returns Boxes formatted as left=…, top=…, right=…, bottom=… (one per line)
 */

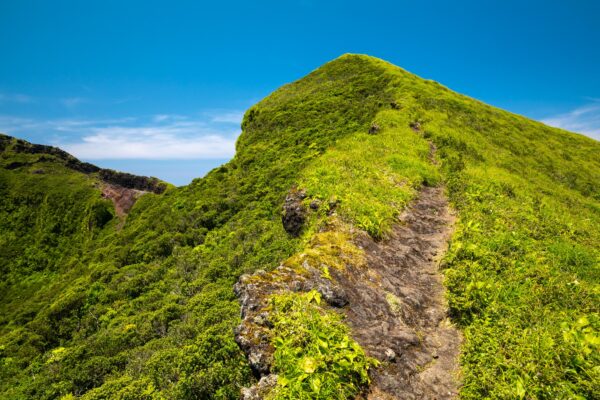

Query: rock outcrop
left=281, top=188, right=307, bottom=236
left=235, top=186, right=462, bottom=399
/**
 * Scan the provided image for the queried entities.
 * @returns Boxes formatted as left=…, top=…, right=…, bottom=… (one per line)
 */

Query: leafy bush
left=269, top=290, right=377, bottom=399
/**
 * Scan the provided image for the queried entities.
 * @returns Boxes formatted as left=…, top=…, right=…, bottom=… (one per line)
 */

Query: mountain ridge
left=0, top=54, right=598, bottom=399
left=0, top=133, right=168, bottom=194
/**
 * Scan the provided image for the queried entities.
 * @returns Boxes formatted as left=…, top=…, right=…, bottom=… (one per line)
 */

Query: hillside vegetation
left=1, top=55, right=599, bottom=399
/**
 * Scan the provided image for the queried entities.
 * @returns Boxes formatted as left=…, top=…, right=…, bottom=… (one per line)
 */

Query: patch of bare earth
left=352, top=186, right=461, bottom=399
left=100, top=183, right=147, bottom=218
left=235, top=186, right=461, bottom=399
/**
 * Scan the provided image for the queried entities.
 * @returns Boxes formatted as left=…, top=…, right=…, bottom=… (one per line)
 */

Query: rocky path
left=235, top=185, right=461, bottom=399
left=350, top=186, right=461, bottom=399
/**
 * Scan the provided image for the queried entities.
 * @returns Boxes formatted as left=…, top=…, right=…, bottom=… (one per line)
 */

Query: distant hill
left=0, top=133, right=167, bottom=277
left=1, top=134, right=167, bottom=192
left=0, top=55, right=598, bottom=400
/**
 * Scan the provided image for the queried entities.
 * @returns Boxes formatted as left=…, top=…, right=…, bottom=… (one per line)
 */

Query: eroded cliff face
left=1, top=133, right=168, bottom=218
left=235, top=185, right=461, bottom=399
left=100, top=183, right=148, bottom=218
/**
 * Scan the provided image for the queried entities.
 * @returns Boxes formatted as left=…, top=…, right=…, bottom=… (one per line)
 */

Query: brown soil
left=101, top=183, right=147, bottom=218
left=234, top=186, right=461, bottom=399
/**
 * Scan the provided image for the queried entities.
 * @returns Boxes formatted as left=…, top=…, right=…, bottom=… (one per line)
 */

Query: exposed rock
left=241, top=375, right=278, bottom=400
left=351, top=186, right=461, bottom=399
left=99, top=169, right=166, bottom=194
left=369, top=122, right=381, bottom=134
left=410, top=121, right=422, bottom=132
left=234, top=260, right=350, bottom=381
left=315, top=280, right=348, bottom=307
left=309, top=199, right=320, bottom=210
left=282, top=188, right=307, bottom=236
left=101, top=183, right=147, bottom=218
left=253, top=312, right=273, bottom=328
left=233, top=316, right=273, bottom=376
left=327, top=198, right=340, bottom=215
left=384, top=348, right=397, bottom=362
left=235, top=185, right=462, bottom=399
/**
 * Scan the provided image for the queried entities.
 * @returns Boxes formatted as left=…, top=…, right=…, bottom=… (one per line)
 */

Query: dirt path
left=234, top=185, right=461, bottom=399
left=348, top=186, right=461, bottom=399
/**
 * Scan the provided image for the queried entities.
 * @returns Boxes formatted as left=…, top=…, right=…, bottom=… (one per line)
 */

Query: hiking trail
left=235, top=185, right=461, bottom=399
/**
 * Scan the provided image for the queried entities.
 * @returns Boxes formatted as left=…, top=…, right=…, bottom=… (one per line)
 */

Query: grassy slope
left=0, top=56, right=394, bottom=399
left=0, top=55, right=598, bottom=399
left=0, top=143, right=116, bottom=328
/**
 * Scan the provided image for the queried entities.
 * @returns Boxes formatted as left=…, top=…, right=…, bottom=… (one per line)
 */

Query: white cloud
left=0, top=92, right=34, bottom=104
left=63, top=132, right=235, bottom=159
left=61, top=97, right=88, bottom=108
left=0, top=115, right=134, bottom=134
left=210, top=110, right=244, bottom=124
left=0, top=113, right=240, bottom=160
left=541, top=103, right=600, bottom=140
left=153, top=114, right=171, bottom=122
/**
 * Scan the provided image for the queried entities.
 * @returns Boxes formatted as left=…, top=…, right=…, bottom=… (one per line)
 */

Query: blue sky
left=1, top=0, right=599, bottom=185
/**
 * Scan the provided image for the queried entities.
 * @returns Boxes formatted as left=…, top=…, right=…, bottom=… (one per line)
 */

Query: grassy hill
left=0, top=55, right=598, bottom=399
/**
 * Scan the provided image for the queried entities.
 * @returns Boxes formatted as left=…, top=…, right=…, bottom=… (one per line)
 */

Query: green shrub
left=269, top=290, right=377, bottom=399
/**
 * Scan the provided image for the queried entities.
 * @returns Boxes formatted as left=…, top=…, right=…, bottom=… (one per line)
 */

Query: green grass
left=299, top=108, right=439, bottom=239
left=391, top=74, right=600, bottom=398
left=268, top=290, right=377, bottom=400
left=1, top=54, right=599, bottom=399
left=0, top=56, right=393, bottom=399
